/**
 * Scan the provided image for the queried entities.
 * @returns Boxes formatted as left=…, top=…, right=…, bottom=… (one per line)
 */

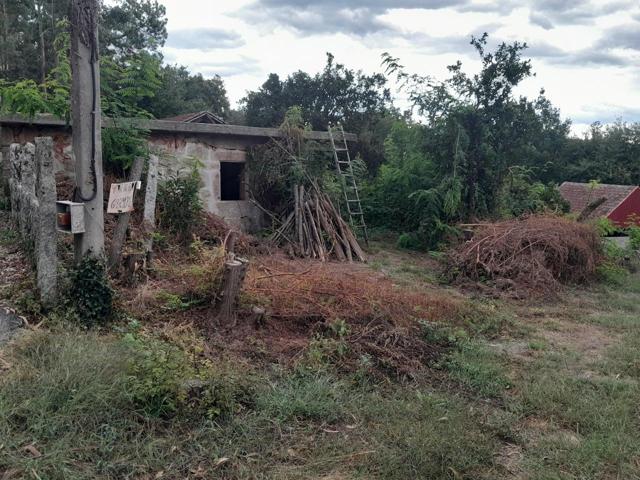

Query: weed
left=601, top=330, right=640, bottom=379
left=0, top=227, right=18, bottom=246
left=68, top=256, right=114, bottom=327
left=155, top=290, right=201, bottom=311
left=444, top=341, right=512, bottom=397
left=528, top=340, right=547, bottom=351
left=157, top=160, right=203, bottom=244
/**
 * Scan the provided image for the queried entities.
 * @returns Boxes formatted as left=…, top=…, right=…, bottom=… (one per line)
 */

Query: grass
left=444, top=341, right=512, bottom=398
left=0, top=330, right=502, bottom=479
left=516, top=362, right=640, bottom=479
left=0, top=227, right=18, bottom=247
left=3, top=232, right=640, bottom=479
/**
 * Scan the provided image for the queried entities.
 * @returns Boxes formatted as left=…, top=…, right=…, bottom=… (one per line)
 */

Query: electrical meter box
left=56, top=201, right=85, bottom=234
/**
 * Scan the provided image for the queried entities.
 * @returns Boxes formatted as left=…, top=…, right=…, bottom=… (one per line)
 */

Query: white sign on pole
left=107, top=181, right=138, bottom=213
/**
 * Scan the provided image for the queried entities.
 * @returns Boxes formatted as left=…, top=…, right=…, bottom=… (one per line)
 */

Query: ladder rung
left=335, top=148, right=348, bottom=152
left=338, top=160, right=350, bottom=164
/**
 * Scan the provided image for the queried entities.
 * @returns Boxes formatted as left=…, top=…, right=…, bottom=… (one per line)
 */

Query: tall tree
left=141, top=65, right=230, bottom=119
left=242, top=53, right=397, bottom=171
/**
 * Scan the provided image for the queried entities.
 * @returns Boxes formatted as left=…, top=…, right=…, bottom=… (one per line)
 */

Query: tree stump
left=214, top=257, right=249, bottom=327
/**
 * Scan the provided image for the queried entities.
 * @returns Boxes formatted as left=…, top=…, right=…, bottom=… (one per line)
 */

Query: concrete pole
left=70, top=0, right=104, bottom=260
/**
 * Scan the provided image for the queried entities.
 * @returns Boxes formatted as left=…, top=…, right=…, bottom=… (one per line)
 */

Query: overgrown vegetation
left=156, top=161, right=204, bottom=244
left=67, top=256, right=114, bottom=327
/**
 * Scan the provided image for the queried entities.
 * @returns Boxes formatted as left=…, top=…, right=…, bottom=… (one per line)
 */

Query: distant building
left=559, top=182, right=640, bottom=227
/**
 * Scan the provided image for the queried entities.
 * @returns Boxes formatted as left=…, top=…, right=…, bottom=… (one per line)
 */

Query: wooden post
left=70, top=0, right=104, bottom=261
left=142, top=154, right=159, bottom=266
left=107, top=156, right=144, bottom=273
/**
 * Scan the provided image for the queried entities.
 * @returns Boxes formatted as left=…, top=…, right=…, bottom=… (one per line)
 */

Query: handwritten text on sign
left=107, top=182, right=138, bottom=213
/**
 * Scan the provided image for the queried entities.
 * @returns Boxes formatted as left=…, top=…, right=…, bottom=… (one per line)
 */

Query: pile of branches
left=448, top=215, right=603, bottom=293
left=243, top=256, right=462, bottom=377
left=248, top=107, right=365, bottom=262
left=269, top=184, right=365, bottom=262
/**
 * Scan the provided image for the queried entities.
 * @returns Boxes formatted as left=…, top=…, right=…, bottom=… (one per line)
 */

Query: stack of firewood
left=269, top=184, right=366, bottom=262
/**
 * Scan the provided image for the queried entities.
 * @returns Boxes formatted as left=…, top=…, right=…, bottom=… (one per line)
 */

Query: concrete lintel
left=0, top=114, right=358, bottom=142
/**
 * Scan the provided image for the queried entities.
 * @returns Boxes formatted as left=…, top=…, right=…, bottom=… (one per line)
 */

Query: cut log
left=214, top=257, right=249, bottom=327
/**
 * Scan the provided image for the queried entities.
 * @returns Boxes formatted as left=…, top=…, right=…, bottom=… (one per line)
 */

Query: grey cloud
left=237, top=0, right=636, bottom=44
left=572, top=105, right=640, bottom=124
left=598, top=24, right=640, bottom=50
left=192, top=57, right=262, bottom=77
left=529, top=12, right=553, bottom=30
left=258, top=0, right=468, bottom=9
left=167, top=28, right=245, bottom=50
left=528, top=0, right=633, bottom=29
left=236, top=0, right=472, bottom=37
left=527, top=41, right=630, bottom=67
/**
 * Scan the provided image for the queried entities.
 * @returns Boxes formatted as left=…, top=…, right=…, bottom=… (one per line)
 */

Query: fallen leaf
left=22, top=445, right=42, bottom=458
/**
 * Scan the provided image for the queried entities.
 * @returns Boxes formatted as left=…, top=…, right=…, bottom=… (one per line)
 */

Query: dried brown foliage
left=239, top=255, right=471, bottom=377
left=447, top=215, right=603, bottom=293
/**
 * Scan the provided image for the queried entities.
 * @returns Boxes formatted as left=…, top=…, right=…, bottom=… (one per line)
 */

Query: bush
left=498, top=166, right=569, bottom=217
left=124, top=332, right=254, bottom=419
left=68, top=256, right=114, bottom=327
left=628, top=225, right=640, bottom=251
left=157, top=161, right=203, bottom=244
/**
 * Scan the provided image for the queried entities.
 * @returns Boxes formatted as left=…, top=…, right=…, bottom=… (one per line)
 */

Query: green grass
left=0, top=226, right=18, bottom=247
left=0, top=331, right=502, bottom=479
left=515, top=363, right=640, bottom=479
left=444, top=341, right=512, bottom=398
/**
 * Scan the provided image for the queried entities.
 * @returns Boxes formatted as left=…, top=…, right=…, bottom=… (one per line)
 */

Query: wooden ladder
left=328, top=124, right=369, bottom=245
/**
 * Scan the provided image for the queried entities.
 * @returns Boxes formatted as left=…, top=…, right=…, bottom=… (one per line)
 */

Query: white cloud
left=157, top=0, right=640, bottom=132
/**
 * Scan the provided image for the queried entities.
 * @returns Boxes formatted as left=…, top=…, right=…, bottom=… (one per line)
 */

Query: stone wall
left=0, top=126, right=263, bottom=232
left=8, top=138, right=57, bottom=307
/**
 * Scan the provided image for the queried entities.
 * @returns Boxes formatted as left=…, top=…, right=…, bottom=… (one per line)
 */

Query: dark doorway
left=220, top=162, right=244, bottom=200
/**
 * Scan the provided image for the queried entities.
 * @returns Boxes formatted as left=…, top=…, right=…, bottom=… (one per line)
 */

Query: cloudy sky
left=159, top=0, right=640, bottom=135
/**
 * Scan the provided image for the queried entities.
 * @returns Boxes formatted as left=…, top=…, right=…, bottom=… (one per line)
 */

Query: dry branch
left=268, top=184, right=365, bottom=262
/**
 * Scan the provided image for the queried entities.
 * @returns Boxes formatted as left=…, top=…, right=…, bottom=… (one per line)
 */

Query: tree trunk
left=214, top=258, right=249, bottom=327
left=38, top=1, right=46, bottom=85
left=107, top=156, right=144, bottom=273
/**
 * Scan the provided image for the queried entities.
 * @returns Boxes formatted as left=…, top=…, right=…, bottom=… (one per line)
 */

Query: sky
left=158, top=0, right=640, bottom=135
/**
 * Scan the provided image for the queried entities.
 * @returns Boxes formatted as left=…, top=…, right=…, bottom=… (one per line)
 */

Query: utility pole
left=70, top=0, right=104, bottom=260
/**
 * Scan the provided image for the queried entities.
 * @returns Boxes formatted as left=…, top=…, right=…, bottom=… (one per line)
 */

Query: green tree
left=242, top=53, right=397, bottom=172
left=141, top=65, right=230, bottom=119
left=383, top=34, right=569, bottom=221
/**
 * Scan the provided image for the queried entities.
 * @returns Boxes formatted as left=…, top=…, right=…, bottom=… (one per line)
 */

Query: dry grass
left=448, top=215, right=602, bottom=294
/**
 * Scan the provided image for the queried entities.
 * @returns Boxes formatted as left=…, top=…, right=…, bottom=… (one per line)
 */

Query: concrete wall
left=0, top=126, right=263, bottom=232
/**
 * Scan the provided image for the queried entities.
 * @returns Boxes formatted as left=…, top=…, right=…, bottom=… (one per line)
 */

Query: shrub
left=628, top=225, right=640, bottom=251
left=68, top=256, right=114, bottom=327
left=157, top=160, right=203, bottom=244
left=123, top=333, right=254, bottom=419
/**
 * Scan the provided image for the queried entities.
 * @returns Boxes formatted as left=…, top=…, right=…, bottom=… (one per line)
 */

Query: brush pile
left=269, top=184, right=366, bottom=262
left=447, top=215, right=603, bottom=293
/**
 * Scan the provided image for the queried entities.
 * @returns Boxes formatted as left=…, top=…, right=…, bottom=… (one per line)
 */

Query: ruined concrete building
left=0, top=113, right=354, bottom=231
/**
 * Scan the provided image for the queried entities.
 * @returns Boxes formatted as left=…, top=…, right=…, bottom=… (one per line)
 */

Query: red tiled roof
left=162, top=111, right=225, bottom=124
left=559, top=182, right=638, bottom=219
